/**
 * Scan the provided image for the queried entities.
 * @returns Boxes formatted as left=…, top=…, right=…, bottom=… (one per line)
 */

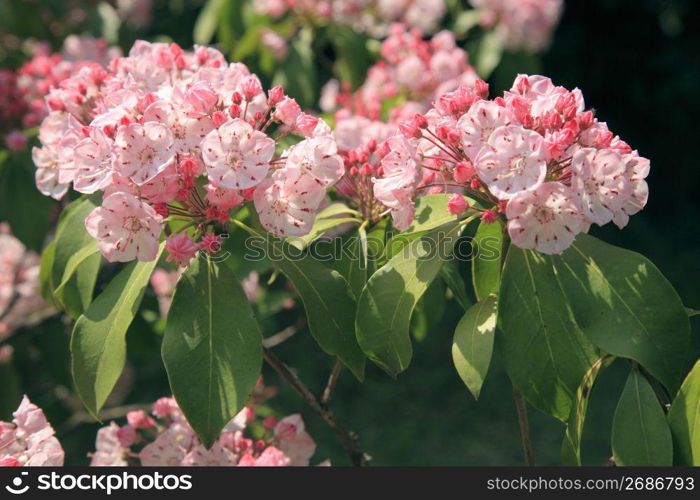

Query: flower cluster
left=32, top=40, right=345, bottom=264
left=387, top=74, right=648, bottom=254
left=0, top=224, right=53, bottom=343
left=254, top=0, right=446, bottom=35
left=91, top=395, right=317, bottom=466
left=0, top=396, right=64, bottom=466
left=324, top=26, right=476, bottom=229
left=469, top=0, right=564, bottom=52
left=322, top=24, right=478, bottom=120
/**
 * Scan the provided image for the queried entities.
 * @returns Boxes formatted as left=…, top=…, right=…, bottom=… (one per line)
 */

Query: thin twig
left=512, top=387, right=535, bottom=466
left=321, top=359, right=343, bottom=406
left=263, top=347, right=368, bottom=466
left=262, top=327, right=297, bottom=348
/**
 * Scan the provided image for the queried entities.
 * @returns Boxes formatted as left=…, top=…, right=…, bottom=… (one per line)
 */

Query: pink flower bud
left=4, top=130, right=27, bottom=151
left=448, top=194, right=469, bottom=216
left=453, top=161, right=475, bottom=183
left=481, top=209, right=499, bottom=224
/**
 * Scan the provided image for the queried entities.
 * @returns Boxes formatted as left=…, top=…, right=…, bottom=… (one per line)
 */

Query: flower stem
left=262, top=347, right=368, bottom=466
left=512, top=387, right=535, bottom=466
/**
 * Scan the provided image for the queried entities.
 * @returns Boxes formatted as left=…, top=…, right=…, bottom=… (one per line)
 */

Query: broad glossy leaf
left=335, top=227, right=369, bottom=300
left=268, top=237, right=365, bottom=381
left=452, top=295, right=497, bottom=400
left=561, top=356, right=614, bottom=465
left=440, top=260, right=472, bottom=311
left=162, top=257, right=262, bottom=448
left=356, top=222, right=462, bottom=376
left=553, top=234, right=690, bottom=394
left=407, top=194, right=469, bottom=233
left=471, top=220, right=503, bottom=301
left=51, top=196, right=101, bottom=318
left=668, top=360, right=700, bottom=465
left=71, top=247, right=162, bottom=417
left=687, top=308, right=699, bottom=318
left=497, top=247, right=599, bottom=421
left=612, top=368, right=673, bottom=466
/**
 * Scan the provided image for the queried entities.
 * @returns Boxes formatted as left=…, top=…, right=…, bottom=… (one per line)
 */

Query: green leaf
left=39, top=241, right=57, bottom=304
left=272, top=28, right=317, bottom=108
left=475, top=30, right=504, bottom=79
left=496, top=247, right=599, bottom=421
left=356, top=222, right=462, bottom=376
left=668, top=360, right=700, bottom=465
left=552, top=234, right=690, bottom=394
left=330, top=26, right=371, bottom=89
left=561, top=356, right=614, bottom=465
left=0, top=158, right=53, bottom=252
left=288, top=215, right=359, bottom=250
left=452, top=295, right=497, bottom=400
left=407, top=194, right=470, bottom=233
left=51, top=196, right=102, bottom=317
left=471, top=220, right=503, bottom=301
left=71, top=247, right=163, bottom=417
left=193, top=0, right=227, bottom=45
left=687, top=308, right=700, bottom=318
left=267, top=236, right=366, bottom=381
left=612, top=368, right=673, bottom=466
left=439, top=260, right=472, bottom=311
left=453, top=9, right=482, bottom=36
left=162, top=257, right=262, bottom=448
left=335, top=227, right=369, bottom=300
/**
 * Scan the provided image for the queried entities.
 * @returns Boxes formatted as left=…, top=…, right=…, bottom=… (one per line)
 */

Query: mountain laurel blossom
left=383, top=74, right=649, bottom=254
left=31, top=40, right=343, bottom=264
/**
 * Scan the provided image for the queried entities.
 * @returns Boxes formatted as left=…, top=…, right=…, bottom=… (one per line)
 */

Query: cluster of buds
left=0, top=36, right=119, bottom=151
left=31, top=40, right=346, bottom=265
left=0, top=396, right=64, bottom=466
left=254, top=0, right=446, bottom=36
left=91, top=394, right=317, bottom=466
left=469, top=0, right=564, bottom=53
left=389, top=74, right=648, bottom=254
left=322, top=24, right=478, bottom=121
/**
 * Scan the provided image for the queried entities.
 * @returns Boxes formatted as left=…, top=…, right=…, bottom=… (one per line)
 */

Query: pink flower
left=272, top=96, right=301, bottom=126
left=151, top=397, right=180, bottom=419
left=506, top=182, right=588, bottom=255
left=457, top=99, right=509, bottom=161
left=0, top=396, right=65, bottom=466
left=373, top=136, right=420, bottom=230
left=143, top=100, right=214, bottom=155
left=4, top=130, right=27, bottom=151
left=73, top=128, right=115, bottom=193
left=204, top=183, right=243, bottom=210
left=114, top=121, right=175, bottom=185
left=474, top=125, right=547, bottom=199
left=273, top=414, right=316, bottom=466
left=198, top=233, right=223, bottom=254
left=447, top=194, right=469, bottom=216
left=254, top=168, right=327, bottom=237
left=165, top=234, right=198, bottom=267
left=238, top=446, right=291, bottom=467
left=202, top=118, right=275, bottom=190
left=571, top=148, right=630, bottom=226
left=85, top=192, right=163, bottom=262
left=284, top=136, right=345, bottom=187
left=612, top=152, right=650, bottom=229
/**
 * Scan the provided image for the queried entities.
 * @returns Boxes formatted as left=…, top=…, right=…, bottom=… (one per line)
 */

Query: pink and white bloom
left=114, top=122, right=175, bottom=185
left=571, top=148, right=630, bottom=226
left=73, top=128, right=115, bottom=193
left=284, top=136, right=345, bottom=187
left=373, top=136, right=420, bottom=230
left=85, top=192, right=163, bottom=262
left=506, top=182, right=588, bottom=255
left=0, top=396, right=64, bottom=466
left=457, top=99, right=509, bottom=161
left=254, top=169, right=327, bottom=237
left=274, top=414, right=317, bottom=466
left=474, top=125, right=547, bottom=199
left=91, top=423, right=129, bottom=466
left=202, top=118, right=275, bottom=190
